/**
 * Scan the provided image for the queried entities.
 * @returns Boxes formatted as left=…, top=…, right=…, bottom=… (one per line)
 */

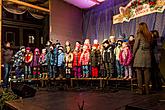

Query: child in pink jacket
left=119, top=42, right=133, bottom=79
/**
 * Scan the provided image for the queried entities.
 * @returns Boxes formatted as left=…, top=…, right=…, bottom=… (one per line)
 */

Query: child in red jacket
left=119, top=42, right=133, bottom=79
left=80, top=44, right=90, bottom=78
left=73, top=41, right=82, bottom=78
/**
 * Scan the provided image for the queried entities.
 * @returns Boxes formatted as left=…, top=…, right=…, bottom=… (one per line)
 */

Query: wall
left=50, top=0, right=83, bottom=45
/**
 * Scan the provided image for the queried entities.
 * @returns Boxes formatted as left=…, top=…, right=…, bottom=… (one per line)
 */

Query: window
left=41, top=37, right=44, bottom=44
left=28, top=35, right=35, bottom=44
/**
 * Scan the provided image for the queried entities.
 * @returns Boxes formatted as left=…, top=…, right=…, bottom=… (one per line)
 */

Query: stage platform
left=10, top=77, right=137, bottom=91
left=5, top=89, right=165, bottom=110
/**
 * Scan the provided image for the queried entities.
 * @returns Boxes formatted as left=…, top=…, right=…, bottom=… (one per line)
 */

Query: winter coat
left=102, top=45, right=115, bottom=63
left=39, top=53, right=47, bottom=66
left=159, top=41, right=165, bottom=80
left=65, top=52, right=73, bottom=68
left=90, top=49, right=101, bottom=67
left=133, top=32, right=151, bottom=68
left=119, top=47, right=132, bottom=66
left=13, top=50, right=25, bottom=67
left=25, top=52, right=33, bottom=64
left=53, top=48, right=58, bottom=66
left=57, top=52, right=65, bottom=67
left=46, top=51, right=55, bottom=66
left=2, top=47, right=13, bottom=64
left=31, top=49, right=40, bottom=67
left=73, top=51, right=81, bottom=67
left=80, top=51, right=90, bottom=66
left=114, top=46, right=122, bottom=60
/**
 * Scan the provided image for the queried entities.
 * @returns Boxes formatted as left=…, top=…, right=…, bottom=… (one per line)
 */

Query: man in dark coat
left=2, top=41, right=13, bottom=88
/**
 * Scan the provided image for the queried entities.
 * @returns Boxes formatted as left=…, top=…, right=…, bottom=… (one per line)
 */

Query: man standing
left=2, top=41, right=13, bottom=88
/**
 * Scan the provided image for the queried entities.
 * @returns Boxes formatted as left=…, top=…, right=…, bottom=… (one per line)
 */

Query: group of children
left=12, top=35, right=135, bottom=80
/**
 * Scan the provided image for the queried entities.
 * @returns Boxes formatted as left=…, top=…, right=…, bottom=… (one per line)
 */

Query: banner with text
left=113, top=0, right=165, bottom=24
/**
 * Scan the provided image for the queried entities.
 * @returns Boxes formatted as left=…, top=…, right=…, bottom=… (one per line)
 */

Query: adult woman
left=133, top=22, right=152, bottom=95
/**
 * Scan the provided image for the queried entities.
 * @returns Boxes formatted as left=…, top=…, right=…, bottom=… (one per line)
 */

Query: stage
left=5, top=89, right=165, bottom=110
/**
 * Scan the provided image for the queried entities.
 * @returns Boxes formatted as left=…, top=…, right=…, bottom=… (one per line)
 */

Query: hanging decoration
left=113, top=0, right=165, bottom=24
left=2, top=0, right=48, bottom=19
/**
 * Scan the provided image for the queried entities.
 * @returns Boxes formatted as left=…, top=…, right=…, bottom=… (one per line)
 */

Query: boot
left=83, top=73, right=86, bottom=78
left=25, top=74, right=28, bottom=79
left=42, top=73, right=45, bottom=79
left=86, top=73, right=89, bottom=78
left=45, top=73, right=48, bottom=79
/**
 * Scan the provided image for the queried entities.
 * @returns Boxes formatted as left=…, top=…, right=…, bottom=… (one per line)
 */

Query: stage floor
left=5, top=89, right=165, bottom=110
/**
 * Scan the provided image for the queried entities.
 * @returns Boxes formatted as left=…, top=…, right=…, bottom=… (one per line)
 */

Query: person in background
left=150, top=30, right=162, bottom=91
left=133, top=22, right=152, bottom=95
left=24, top=47, right=33, bottom=79
left=128, top=35, right=135, bottom=53
left=159, top=37, right=165, bottom=83
left=119, top=42, right=133, bottom=80
left=2, top=41, right=13, bottom=88
left=13, top=46, right=26, bottom=79
left=114, top=40, right=124, bottom=78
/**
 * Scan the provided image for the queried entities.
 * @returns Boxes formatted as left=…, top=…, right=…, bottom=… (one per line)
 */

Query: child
left=102, top=39, right=115, bottom=78
left=57, top=46, right=65, bottom=78
left=84, top=38, right=91, bottom=51
left=128, top=35, right=135, bottom=53
left=53, top=41, right=61, bottom=78
left=31, top=48, right=40, bottom=78
left=73, top=41, right=82, bottom=78
left=109, top=36, right=116, bottom=48
left=119, top=42, right=133, bottom=79
left=46, top=45, right=55, bottom=78
left=114, top=40, right=124, bottom=78
left=39, top=48, right=48, bottom=79
left=13, top=46, right=26, bottom=78
left=99, top=45, right=105, bottom=77
left=24, top=47, right=33, bottom=79
left=90, top=43, right=101, bottom=78
left=80, top=44, right=90, bottom=78
left=65, top=46, right=73, bottom=78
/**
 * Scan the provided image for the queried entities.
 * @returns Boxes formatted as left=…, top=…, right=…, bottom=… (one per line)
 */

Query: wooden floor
left=5, top=88, right=165, bottom=110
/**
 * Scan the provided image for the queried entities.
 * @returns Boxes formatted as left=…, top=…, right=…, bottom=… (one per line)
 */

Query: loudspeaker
left=125, top=105, right=148, bottom=110
left=11, top=83, right=36, bottom=98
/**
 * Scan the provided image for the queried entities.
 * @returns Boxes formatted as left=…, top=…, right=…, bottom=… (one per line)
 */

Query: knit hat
left=42, top=48, right=46, bottom=53
left=109, top=36, right=115, bottom=39
left=76, top=41, right=81, bottom=49
left=34, top=48, right=40, bottom=54
left=92, top=44, right=99, bottom=49
left=20, top=46, right=25, bottom=50
left=46, top=40, right=52, bottom=46
left=102, top=39, right=109, bottom=44
left=26, top=47, right=31, bottom=50
left=58, top=45, right=64, bottom=51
